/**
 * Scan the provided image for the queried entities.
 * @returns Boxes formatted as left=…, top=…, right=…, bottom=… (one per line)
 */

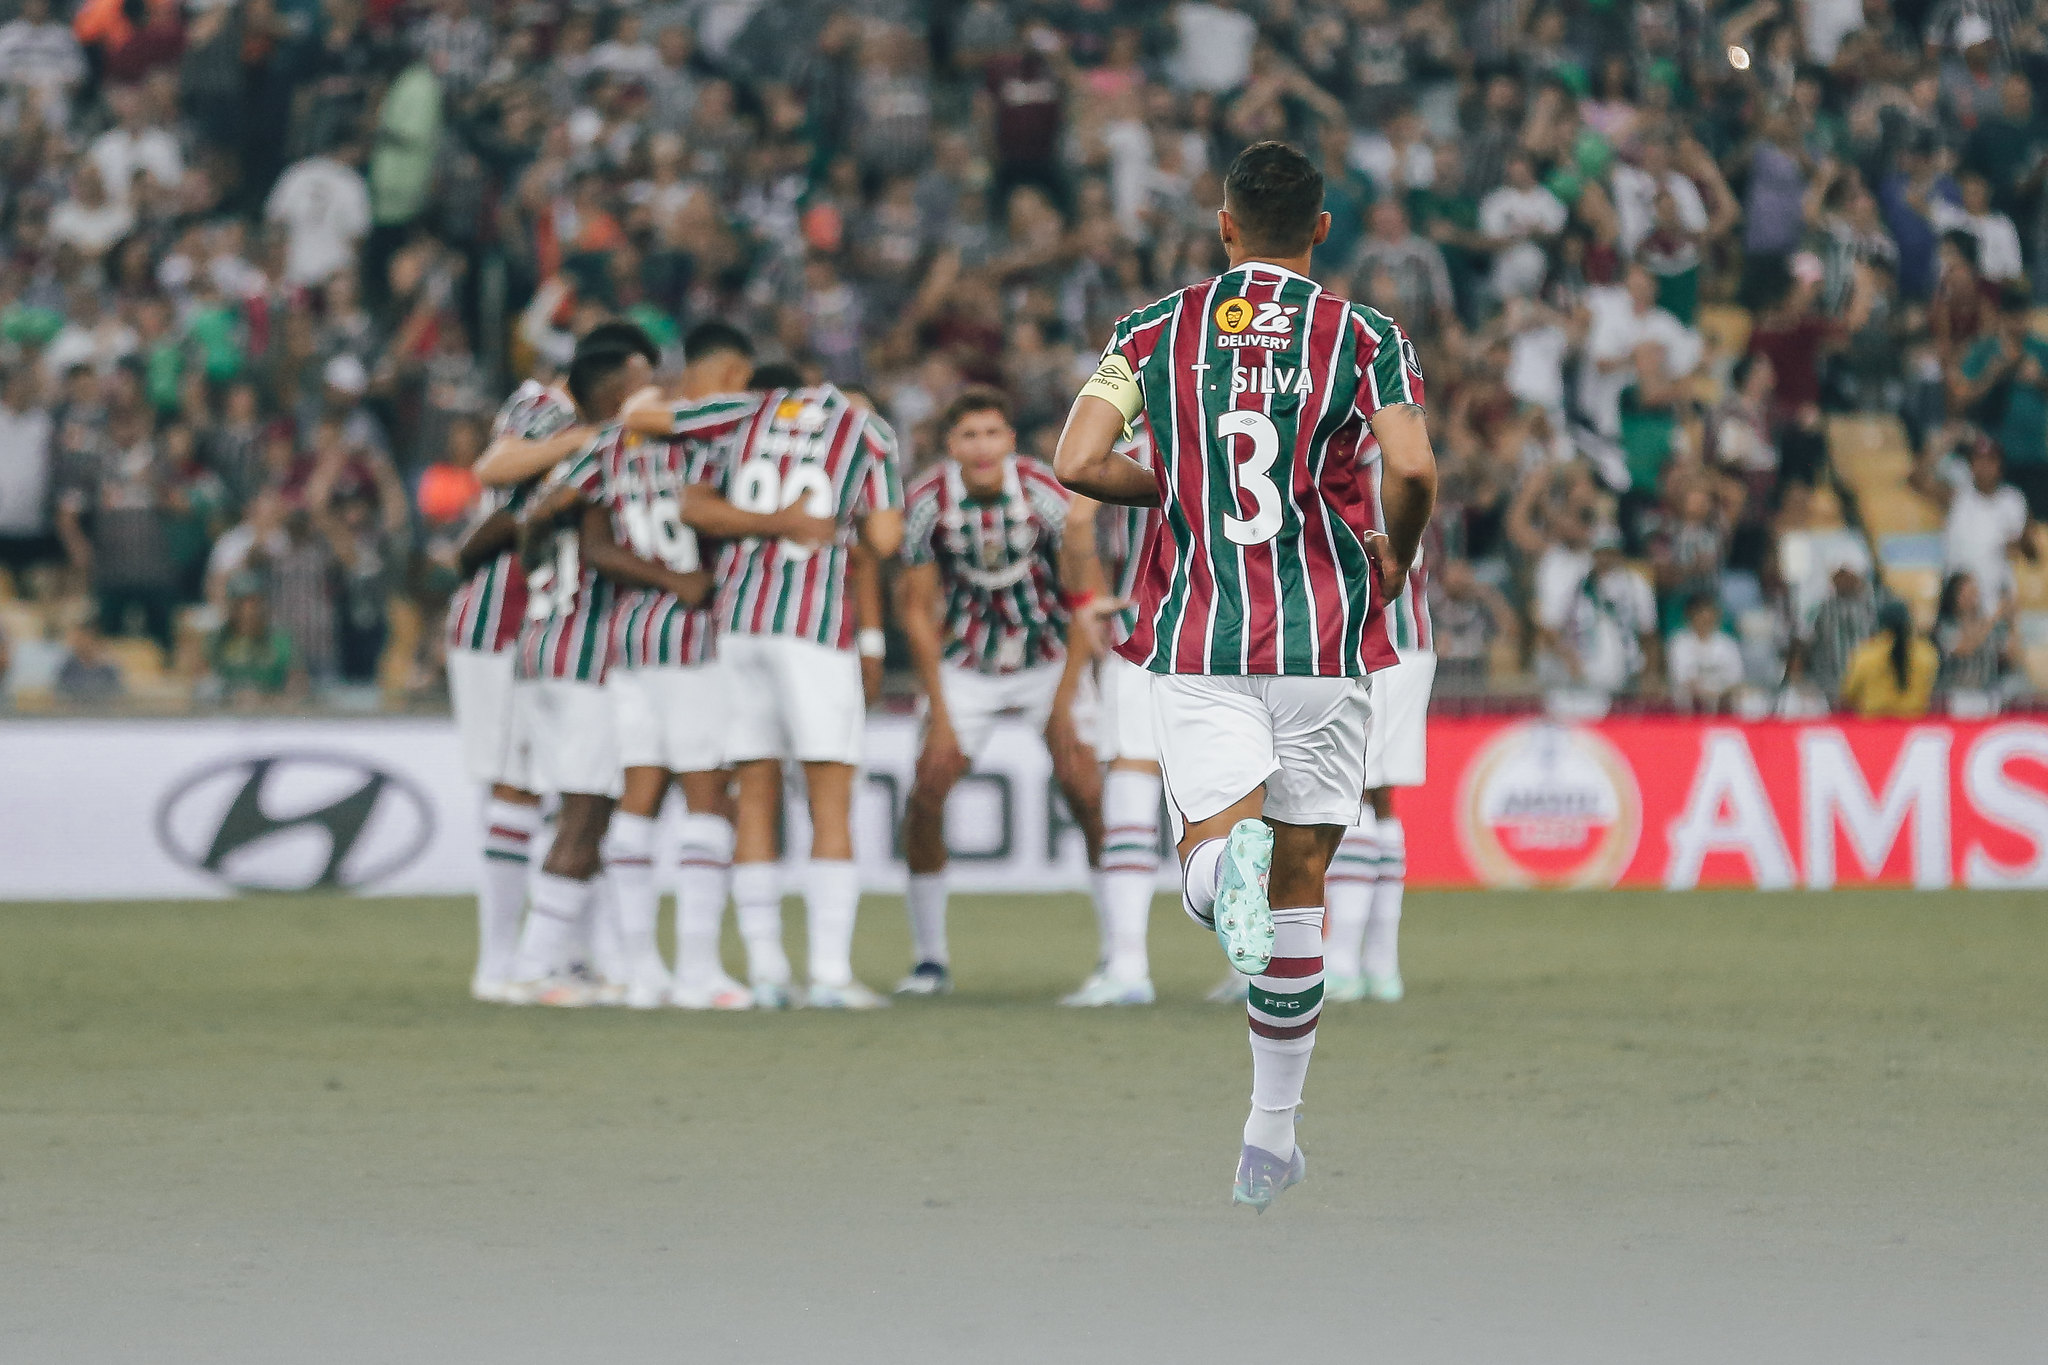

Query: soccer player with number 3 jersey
left=892, top=387, right=1104, bottom=998
left=622, top=367, right=904, bottom=1009
left=1054, top=141, right=1439, bottom=1211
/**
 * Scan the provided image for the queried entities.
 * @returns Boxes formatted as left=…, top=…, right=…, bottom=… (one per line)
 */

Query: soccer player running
left=893, top=387, right=1104, bottom=998
left=447, top=376, right=592, bottom=1001
left=622, top=366, right=904, bottom=1009
left=1053, top=142, right=1437, bottom=1211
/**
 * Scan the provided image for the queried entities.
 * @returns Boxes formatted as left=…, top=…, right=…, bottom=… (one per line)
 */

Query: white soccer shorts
left=611, top=660, right=730, bottom=774
left=721, top=633, right=866, bottom=766
left=924, top=661, right=1064, bottom=759
left=447, top=647, right=531, bottom=789
left=516, top=676, right=622, bottom=798
left=1364, top=650, right=1436, bottom=790
left=1098, top=653, right=1159, bottom=762
left=1151, top=672, right=1372, bottom=828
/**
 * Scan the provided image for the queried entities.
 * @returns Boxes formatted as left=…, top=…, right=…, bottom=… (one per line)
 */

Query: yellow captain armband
left=1080, top=353, right=1144, bottom=423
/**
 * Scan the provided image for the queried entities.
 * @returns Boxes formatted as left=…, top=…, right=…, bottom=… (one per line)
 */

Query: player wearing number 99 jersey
left=1054, top=141, right=1439, bottom=1208
left=622, top=373, right=904, bottom=1008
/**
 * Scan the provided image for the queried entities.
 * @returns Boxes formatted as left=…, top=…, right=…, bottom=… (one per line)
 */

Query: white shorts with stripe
left=516, top=677, right=622, bottom=798
left=1363, top=649, right=1436, bottom=790
left=447, top=647, right=531, bottom=790
left=611, top=660, right=730, bottom=774
left=1151, top=673, right=1372, bottom=829
left=1097, top=653, right=1159, bottom=763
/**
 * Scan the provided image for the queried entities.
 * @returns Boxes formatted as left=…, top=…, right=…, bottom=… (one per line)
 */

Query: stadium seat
left=1884, top=566, right=1943, bottom=628
left=1858, top=485, right=1943, bottom=537
left=2013, top=556, right=2048, bottom=610
left=1827, top=415, right=1915, bottom=495
left=104, top=637, right=166, bottom=685
left=1697, top=304, right=1752, bottom=360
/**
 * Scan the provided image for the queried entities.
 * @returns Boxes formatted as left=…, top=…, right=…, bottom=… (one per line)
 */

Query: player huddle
left=447, top=141, right=1440, bottom=1211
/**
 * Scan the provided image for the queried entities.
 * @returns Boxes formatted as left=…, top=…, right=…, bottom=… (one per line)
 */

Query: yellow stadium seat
left=1698, top=304, right=1752, bottom=359
left=103, top=637, right=166, bottom=684
left=2024, top=642, right=2048, bottom=691
left=1859, top=486, right=1943, bottom=536
left=2013, top=556, right=2048, bottom=609
left=1885, top=565, right=1944, bottom=628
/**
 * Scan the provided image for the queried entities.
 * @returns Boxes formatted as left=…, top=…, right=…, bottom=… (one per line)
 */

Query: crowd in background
left=0, top=0, right=2044, bottom=717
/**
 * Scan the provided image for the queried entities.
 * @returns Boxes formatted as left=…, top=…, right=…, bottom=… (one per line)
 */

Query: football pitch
left=2, top=889, right=2043, bottom=1364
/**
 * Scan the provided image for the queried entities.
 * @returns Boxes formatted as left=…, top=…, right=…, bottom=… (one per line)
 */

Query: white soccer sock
left=587, top=873, right=627, bottom=982
left=805, top=859, right=863, bottom=988
left=512, top=870, right=594, bottom=980
left=1365, top=817, right=1406, bottom=982
left=732, top=861, right=789, bottom=986
left=1245, top=907, right=1325, bottom=1159
left=1324, top=813, right=1379, bottom=981
left=1180, top=836, right=1227, bottom=927
left=478, top=799, right=540, bottom=982
left=674, top=812, right=736, bottom=988
left=906, top=871, right=949, bottom=967
left=604, top=812, right=662, bottom=969
left=1101, top=769, right=1162, bottom=980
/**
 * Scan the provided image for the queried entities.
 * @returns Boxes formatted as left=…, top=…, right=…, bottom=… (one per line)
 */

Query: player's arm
left=678, top=485, right=835, bottom=547
left=576, top=503, right=712, bottom=607
left=849, top=542, right=887, bottom=705
left=854, top=414, right=906, bottom=558
left=1365, top=406, right=1439, bottom=606
left=895, top=561, right=960, bottom=755
left=1053, top=353, right=1159, bottom=507
left=473, top=424, right=596, bottom=487
left=456, top=508, right=516, bottom=575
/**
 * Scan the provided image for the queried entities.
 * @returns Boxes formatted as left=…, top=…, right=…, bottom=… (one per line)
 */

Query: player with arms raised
left=1053, top=141, right=1438, bottom=1210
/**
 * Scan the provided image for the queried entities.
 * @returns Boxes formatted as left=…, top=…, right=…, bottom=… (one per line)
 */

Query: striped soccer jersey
left=1100, top=262, right=1420, bottom=677
left=702, top=386, right=903, bottom=651
left=903, top=455, right=1071, bottom=674
left=446, top=381, right=575, bottom=654
left=1368, top=459, right=1434, bottom=653
left=514, top=429, right=621, bottom=684
left=1098, top=429, right=1157, bottom=646
left=604, top=422, right=739, bottom=671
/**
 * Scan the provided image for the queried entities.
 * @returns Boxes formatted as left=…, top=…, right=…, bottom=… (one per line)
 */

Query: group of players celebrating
left=447, top=141, right=1438, bottom=1211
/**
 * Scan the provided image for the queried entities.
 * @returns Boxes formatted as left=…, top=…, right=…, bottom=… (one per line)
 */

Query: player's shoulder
left=1108, top=284, right=1205, bottom=348
left=493, top=379, right=575, bottom=440
left=1331, top=295, right=1404, bottom=343
left=905, top=459, right=949, bottom=504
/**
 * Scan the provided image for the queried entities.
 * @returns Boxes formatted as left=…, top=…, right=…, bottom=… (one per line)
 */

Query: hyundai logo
left=155, top=752, right=435, bottom=892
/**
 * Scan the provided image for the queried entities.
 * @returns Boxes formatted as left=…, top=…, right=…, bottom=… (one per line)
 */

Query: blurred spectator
left=308, top=440, right=407, bottom=687
left=1934, top=570, right=2020, bottom=700
left=1429, top=558, right=1518, bottom=695
left=1534, top=518, right=1659, bottom=699
left=1668, top=592, right=1747, bottom=714
left=1913, top=429, right=2039, bottom=614
left=55, top=386, right=177, bottom=651
left=1350, top=200, right=1455, bottom=343
left=55, top=621, right=123, bottom=705
left=205, top=576, right=303, bottom=707
left=266, top=141, right=371, bottom=288
left=1794, top=561, right=1899, bottom=699
left=1951, top=288, right=2048, bottom=514
left=0, top=366, right=56, bottom=584
left=1841, top=599, right=1939, bottom=717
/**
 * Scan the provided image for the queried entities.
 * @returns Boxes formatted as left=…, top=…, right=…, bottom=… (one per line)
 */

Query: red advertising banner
left=1397, top=717, right=2048, bottom=889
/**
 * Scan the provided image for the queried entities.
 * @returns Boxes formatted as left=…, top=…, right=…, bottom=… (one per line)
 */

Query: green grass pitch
left=2, top=889, right=2044, bottom=1363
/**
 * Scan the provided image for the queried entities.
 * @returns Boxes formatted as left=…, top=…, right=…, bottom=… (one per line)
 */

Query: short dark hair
left=683, top=320, right=754, bottom=364
left=567, top=341, right=657, bottom=414
left=574, top=319, right=660, bottom=363
left=748, top=361, right=805, bottom=391
left=1223, top=141, right=1324, bottom=255
left=940, top=385, right=1011, bottom=437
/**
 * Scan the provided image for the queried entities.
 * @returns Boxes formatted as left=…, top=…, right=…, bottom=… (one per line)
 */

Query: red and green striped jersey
left=903, top=455, right=1071, bottom=674
left=604, top=427, right=734, bottom=670
left=1097, top=429, right=1156, bottom=646
left=446, top=381, right=574, bottom=654
left=1104, top=263, right=1419, bottom=677
left=1368, top=458, right=1435, bottom=654
left=707, top=386, right=903, bottom=651
left=514, top=432, right=617, bottom=684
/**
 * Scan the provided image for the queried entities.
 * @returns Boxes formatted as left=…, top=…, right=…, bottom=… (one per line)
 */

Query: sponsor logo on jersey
left=1214, top=297, right=1254, bottom=333
left=1456, top=722, right=1641, bottom=888
left=155, top=752, right=435, bottom=892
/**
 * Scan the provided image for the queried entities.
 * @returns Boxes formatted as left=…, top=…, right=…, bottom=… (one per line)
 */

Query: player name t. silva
left=1230, top=362, right=1316, bottom=396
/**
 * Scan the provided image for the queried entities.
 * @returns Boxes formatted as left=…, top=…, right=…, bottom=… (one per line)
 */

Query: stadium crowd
left=0, top=0, right=2044, bottom=717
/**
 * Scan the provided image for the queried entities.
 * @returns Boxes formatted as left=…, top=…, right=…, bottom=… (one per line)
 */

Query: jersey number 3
left=1217, top=410, right=1282, bottom=546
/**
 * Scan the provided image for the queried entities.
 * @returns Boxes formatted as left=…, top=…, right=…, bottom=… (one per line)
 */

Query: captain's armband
left=1080, top=352, right=1144, bottom=424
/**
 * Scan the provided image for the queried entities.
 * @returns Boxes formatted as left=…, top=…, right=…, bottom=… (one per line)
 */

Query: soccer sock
left=906, top=871, right=949, bottom=967
left=1180, top=836, right=1227, bottom=928
left=733, top=862, right=789, bottom=985
left=1324, top=813, right=1379, bottom=981
left=675, top=812, right=735, bottom=988
left=587, top=873, right=627, bottom=982
left=1365, top=817, right=1406, bottom=982
left=604, top=812, right=662, bottom=971
left=1101, top=769, right=1162, bottom=980
left=512, top=870, right=594, bottom=980
left=805, top=859, right=863, bottom=988
left=1244, top=907, right=1325, bottom=1160
left=478, top=799, right=540, bottom=982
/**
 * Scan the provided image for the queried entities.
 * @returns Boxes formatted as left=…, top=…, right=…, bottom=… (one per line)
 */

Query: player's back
left=716, top=384, right=901, bottom=649
left=1106, top=263, right=1420, bottom=678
